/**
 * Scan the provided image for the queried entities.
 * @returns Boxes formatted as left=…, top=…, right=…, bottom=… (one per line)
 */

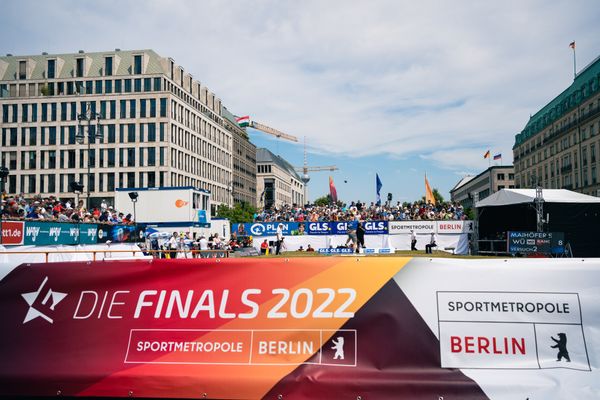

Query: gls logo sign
left=364, top=222, right=386, bottom=231
left=21, top=277, right=67, bottom=324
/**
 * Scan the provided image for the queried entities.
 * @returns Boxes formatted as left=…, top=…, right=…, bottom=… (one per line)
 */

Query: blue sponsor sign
left=362, top=221, right=388, bottom=234
left=331, top=221, right=349, bottom=235
left=97, top=224, right=145, bottom=243
left=305, top=222, right=331, bottom=235
left=329, top=221, right=388, bottom=235
left=317, top=248, right=354, bottom=254
left=198, top=210, right=208, bottom=224
left=233, top=221, right=390, bottom=236
left=23, top=222, right=98, bottom=246
left=232, top=222, right=299, bottom=237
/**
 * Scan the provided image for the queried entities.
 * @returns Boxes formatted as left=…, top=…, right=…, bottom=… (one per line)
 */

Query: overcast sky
left=2, top=0, right=599, bottom=203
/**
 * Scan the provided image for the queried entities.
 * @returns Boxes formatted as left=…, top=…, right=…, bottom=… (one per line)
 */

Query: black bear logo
left=551, top=333, right=571, bottom=362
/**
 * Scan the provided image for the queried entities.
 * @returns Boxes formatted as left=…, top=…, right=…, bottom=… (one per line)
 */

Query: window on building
left=85, top=80, right=93, bottom=94
left=148, top=147, right=156, bottom=166
left=105, top=80, right=112, bottom=94
left=149, top=99, right=156, bottom=118
left=160, top=98, right=167, bottom=117
left=76, top=58, right=84, bottom=77
left=134, top=78, right=142, bottom=92
left=22, top=104, right=28, bottom=122
left=19, top=60, right=27, bottom=80
left=47, top=59, right=56, bottom=79
left=129, top=100, right=136, bottom=118
left=134, top=55, right=142, bottom=74
left=127, top=148, right=136, bottom=167
left=140, top=99, right=146, bottom=118
left=104, top=56, right=113, bottom=76
left=115, top=79, right=122, bottom=93
left=144, top=78, right=151, bottom=92
left=154, top=77, right=161, bottom=91
left=128, top=123, right=135, bottom=142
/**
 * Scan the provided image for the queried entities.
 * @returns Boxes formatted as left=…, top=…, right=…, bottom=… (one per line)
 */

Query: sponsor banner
left=388, top=220, right=474, bottom=234
left=437, top=291, right=589, bottom=370
left=23, top=222, right=98, bottom=246
left=364, top=247, right=396, bottom=254
left=507, top=231, right=565, bottom=254
left=317, top=248, right=354, bottom=254
left=232, top=222, right=300, bottom=237
left=437, top=220, right=474, bottom=234
left=1, top=220, right=25, bottom=245
left=0, top=257, right=406, bottom=398
left=305, top=221, right=332, bottom=235
left=329, top=221, right=388, bottom=235
left=233, top=221, right=390, bottom=236
left=97, top=224, right=146, bottom=243
left=2, top=258, right=599, bottom=399
left=388, top=221, right=436, bottom=234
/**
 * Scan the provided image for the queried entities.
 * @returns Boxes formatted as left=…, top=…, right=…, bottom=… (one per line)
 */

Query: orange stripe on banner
left=78, top=257, right=411, bottom=399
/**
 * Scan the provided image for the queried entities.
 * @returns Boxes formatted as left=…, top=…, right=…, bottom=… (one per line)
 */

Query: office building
left=513, top=55, right=600, bottom=196
left=0, top=49, right=235, bottom=211
left=256, top=148, right=304, bottom=208
left=450, top=166, right=515, bottom=208
left=222, top=107, right=257, bottom=206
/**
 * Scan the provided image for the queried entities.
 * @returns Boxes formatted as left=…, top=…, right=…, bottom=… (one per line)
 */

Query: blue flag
left=376, top=174, right=382, bottom=205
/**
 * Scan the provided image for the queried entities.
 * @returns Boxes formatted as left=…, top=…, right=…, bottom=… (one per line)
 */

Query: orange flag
left=425, top=174, right=436, bottom=205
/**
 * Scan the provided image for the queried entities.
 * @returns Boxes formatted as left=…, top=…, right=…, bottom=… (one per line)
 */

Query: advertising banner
left=507, top=231, right=565, bottom=254
left=437, top=220, right=474, bottom=234
left=388, top=220, right=474, bottom=234
left=1, top=220, right=24, bottom=245
left=97, top=224, right=146, bottom=243
left=22, top=222, right=98, bottom=246
left=233, top=222, right=301, bottom=237
left=1, top=258, right=599, bottom=399
left=388, top=220, right=436, bottom=234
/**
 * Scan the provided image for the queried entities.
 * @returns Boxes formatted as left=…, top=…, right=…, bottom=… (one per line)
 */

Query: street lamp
left=128, top=192, right=139, bottom=223
left=77, top=102, right=103, bottom=212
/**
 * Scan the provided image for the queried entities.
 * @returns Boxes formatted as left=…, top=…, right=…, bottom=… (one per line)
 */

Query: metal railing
left=0, top=249, right=230, bottom=263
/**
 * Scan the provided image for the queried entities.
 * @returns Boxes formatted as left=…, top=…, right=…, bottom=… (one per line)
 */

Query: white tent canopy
left=476, top=189, right=600, bottom=207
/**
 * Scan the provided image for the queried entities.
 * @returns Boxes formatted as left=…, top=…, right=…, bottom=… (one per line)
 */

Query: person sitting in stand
left=298, top=246, right=304, bottom=251
left=306, top=244, right=315, bottom=252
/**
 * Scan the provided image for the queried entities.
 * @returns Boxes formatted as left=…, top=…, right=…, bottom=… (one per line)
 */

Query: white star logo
left=21, top=276, right=67, bottom=324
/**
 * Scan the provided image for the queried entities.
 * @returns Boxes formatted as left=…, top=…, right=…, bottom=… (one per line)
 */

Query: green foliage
left=216, top=201, right=256, bottom=223
left=432, top=188, right=445, bottom=204
left=40, top=84, right=50, bottom=96
left=313, top=194, right=343, bottom=207
left=464, top=207, right=476, bottom=220
left=313, top=195, right=331, bottom=207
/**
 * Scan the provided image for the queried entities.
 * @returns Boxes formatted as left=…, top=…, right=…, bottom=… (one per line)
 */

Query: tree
left=313, top=194, right=344, bottom=207
left=421, top=188, right=445, bottom=204
left=216, top=201, right=256, bottom=223
left=432, top=188, right=445, bottom=204
left=313, top=195, right=330, bottom=207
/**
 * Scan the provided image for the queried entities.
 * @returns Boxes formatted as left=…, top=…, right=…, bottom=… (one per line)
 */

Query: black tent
left=476, top=189, right=600, bottom=257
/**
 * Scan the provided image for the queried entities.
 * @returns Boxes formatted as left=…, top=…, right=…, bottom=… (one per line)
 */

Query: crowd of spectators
left=253, top=200, right=469, bottom=222
left=0, top=193, right=134, bottom=224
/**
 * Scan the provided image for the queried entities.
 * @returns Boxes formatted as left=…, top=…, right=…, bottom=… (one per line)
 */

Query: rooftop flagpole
left=570, top=41, right=576, bottom=80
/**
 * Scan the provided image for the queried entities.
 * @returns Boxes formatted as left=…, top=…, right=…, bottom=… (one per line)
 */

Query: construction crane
left=294, top=137, right=338, bottom=202
left=235, top=116, right=299, bottom=142
left=235, top=117, right=337, bottom=202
